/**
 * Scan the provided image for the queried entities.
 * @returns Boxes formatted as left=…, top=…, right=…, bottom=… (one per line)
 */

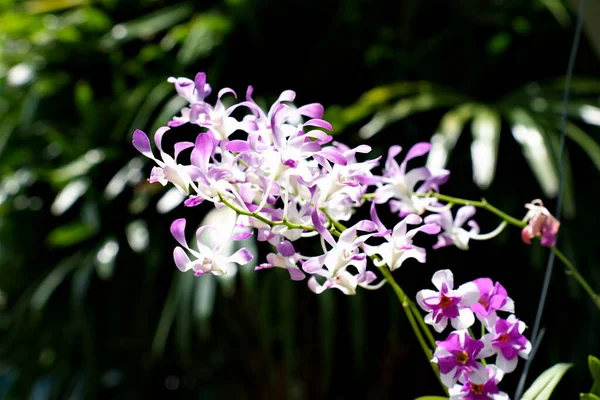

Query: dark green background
left=0, top=0, right=599, bottom=398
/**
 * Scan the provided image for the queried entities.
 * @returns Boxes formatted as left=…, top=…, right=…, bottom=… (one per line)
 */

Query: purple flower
left=363, top=203, right=440, bottom=271
left=521, top=199, right=560, bottom=247
left=256, top=240, right=305, bottom=281
left=170, top=218, right=253, bottom=276
left=433, top=330, right=485, bottom=388
left=448, top=365, right=508, bottom=400
left=424, top=205, right=480, bottom=250
left=416, top=269, right=480, bottom=333
left=303, top=213, right=379, bottom=294
left=480, top=315, right=531, bottom=373
left=470, top=278, right=514, bottom=328
left=132, top=127, right=199, bottom=195
left=374, top=142, right=449, bottom=217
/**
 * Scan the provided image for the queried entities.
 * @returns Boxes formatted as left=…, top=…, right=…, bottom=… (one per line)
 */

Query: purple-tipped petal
left=232, top=231, right=253, bottom=241
left=400, top=142, right=431, bottom=172
left=173, top=246, right=191, bottom=271
left=170, top=219, right=188, bottom=247
left=184, top=195, right=204, bottom=207
left=226, top=140, right=251, bottom=153
left=191, top=133, right=213, bottom=171
left=277, top=90, right=296, bottom=103
left=218, top=87, right=237, bottom=99
left=153, top=126, right=171, bottom=152
left=277, top=240, right=296, bottom=257
left=297, top=103, right=324, bottom=119
left=319, top=147, right=347, bottom=166
left=455, top=206, right=477, bottom=228
left=420, top=223, right=442, bottom=235
left=132, top=130, right=154, bottom=158
left=288, top=267, right=305, bottom=281
left=230, top=248, right=253, bottom=265
left=304, top=118, right=333, bottom=130
left=174, top=141, right=195, bottom=160
left=311, top=208, right=336, bottom=246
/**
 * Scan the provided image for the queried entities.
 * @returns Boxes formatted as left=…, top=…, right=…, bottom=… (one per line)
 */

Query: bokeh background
left=1, top=0, right=599, bottom=398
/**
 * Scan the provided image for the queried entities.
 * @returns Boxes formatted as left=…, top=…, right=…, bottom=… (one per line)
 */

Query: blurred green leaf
left=426, top=103, right=474, bottom=170
left=101, top=3, right=193, bottom=47
left=49, top=149, right=106, bottom=184
left=177, top=12, right=232, bottom=65
left=24, top=0, right=88, bottom=14
left=359, top=92, right=464, bottom=139
left=94, top=237, right=119, bottom=280
left=50, top=178, right=89, bottom=216
left=565, top=122, right=600, bottom=171
left=74, top=80, right=95, bottom=132
left=470, top=106, right=501, bottom=189
left=521, top=363, right=573, bottom=400
left=152, top=274, right=181, bottom=358
left=537, top=0, right=570, bottom=27
left=508, top=109, right=558, bottom=197
left=193, top=273, right=216, bottom=341
left=487, top=32, right=511, bottom=55
left=46, top=221, right=96, bottom=247
left=580, top=394, right=600, bottom=400
left=30, top=253, right=82, bottom=311
left=589, top=355, right=600, bottom=395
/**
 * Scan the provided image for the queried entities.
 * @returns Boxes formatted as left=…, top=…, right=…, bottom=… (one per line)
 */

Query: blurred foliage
left=0, top=0, right=599, bottom=399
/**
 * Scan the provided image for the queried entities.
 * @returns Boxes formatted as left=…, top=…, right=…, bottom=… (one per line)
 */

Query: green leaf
left=177, top=13, right=232, bottom=66
left=358, top=92, right=463, bottom=139
left=589, top=355, right=600, bottom=395
left=470, top=106, right=501, bottom=189
left=49, top=149, right=106, bottom=184
left=152, top=274, right=181, bottom=358
left=521, top=362, right=573, bottom=400
left=426, top=103, right=474, bottom=170
left=47, top=221, right=96, bottom=248
left=30, top=253, right=82, bottom=311
left=538, top=0, right=570, bottom=27
left=581, top=394, right=600, bottom=400
left=507, top=109, right=558, bottom=197
left=100, top=3, right=193, bottom=47
left=487, top=32, right=512, bottom=55
left=565, top=122, right=600, bottom=172
left=193, top=273, right=216, bottom=341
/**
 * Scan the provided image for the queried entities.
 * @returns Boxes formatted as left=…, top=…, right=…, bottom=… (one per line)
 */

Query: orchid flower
left=416, top=269, right=480, bottom=333
left=170, top=218, right=253, bottom=276
left=374, top=142, right=449, bottom=217
left=521, top=199, right=560, bottom=247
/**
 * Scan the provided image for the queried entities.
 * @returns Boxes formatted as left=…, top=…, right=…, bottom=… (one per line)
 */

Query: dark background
left=1, top=0, right=599, bottom=398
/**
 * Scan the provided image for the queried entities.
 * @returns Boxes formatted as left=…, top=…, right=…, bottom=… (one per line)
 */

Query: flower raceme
left=418, top=270, right=531, bottom=399
left=132, top=72, right=458, bottom=294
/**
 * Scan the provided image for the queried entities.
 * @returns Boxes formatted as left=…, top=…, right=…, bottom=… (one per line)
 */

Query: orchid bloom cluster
left=417, top=270, right=532, bottom=400
left=132, top=72, right=454, bottom=294
left=132, top=72, right=561, bottom=296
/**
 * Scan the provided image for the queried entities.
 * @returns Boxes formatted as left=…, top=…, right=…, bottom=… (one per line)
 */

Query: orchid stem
left=419, top=191, right=526, bottom=228
left=418, top=191, right=600, bottom=310
left=551, top=247, right=600, bottom=309
left=379, top=266, right=448, bottom=396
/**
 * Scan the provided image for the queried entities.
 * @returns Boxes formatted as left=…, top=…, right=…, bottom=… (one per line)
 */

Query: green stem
left=379, top=266, right=448, bottom=396
left=409, top=301, right=436, bottom=349
left=219, top=194, right=315, bottom=232
left=419, top=191, right=526, bottom=228
left=551, top=247, right=600, bottom=308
